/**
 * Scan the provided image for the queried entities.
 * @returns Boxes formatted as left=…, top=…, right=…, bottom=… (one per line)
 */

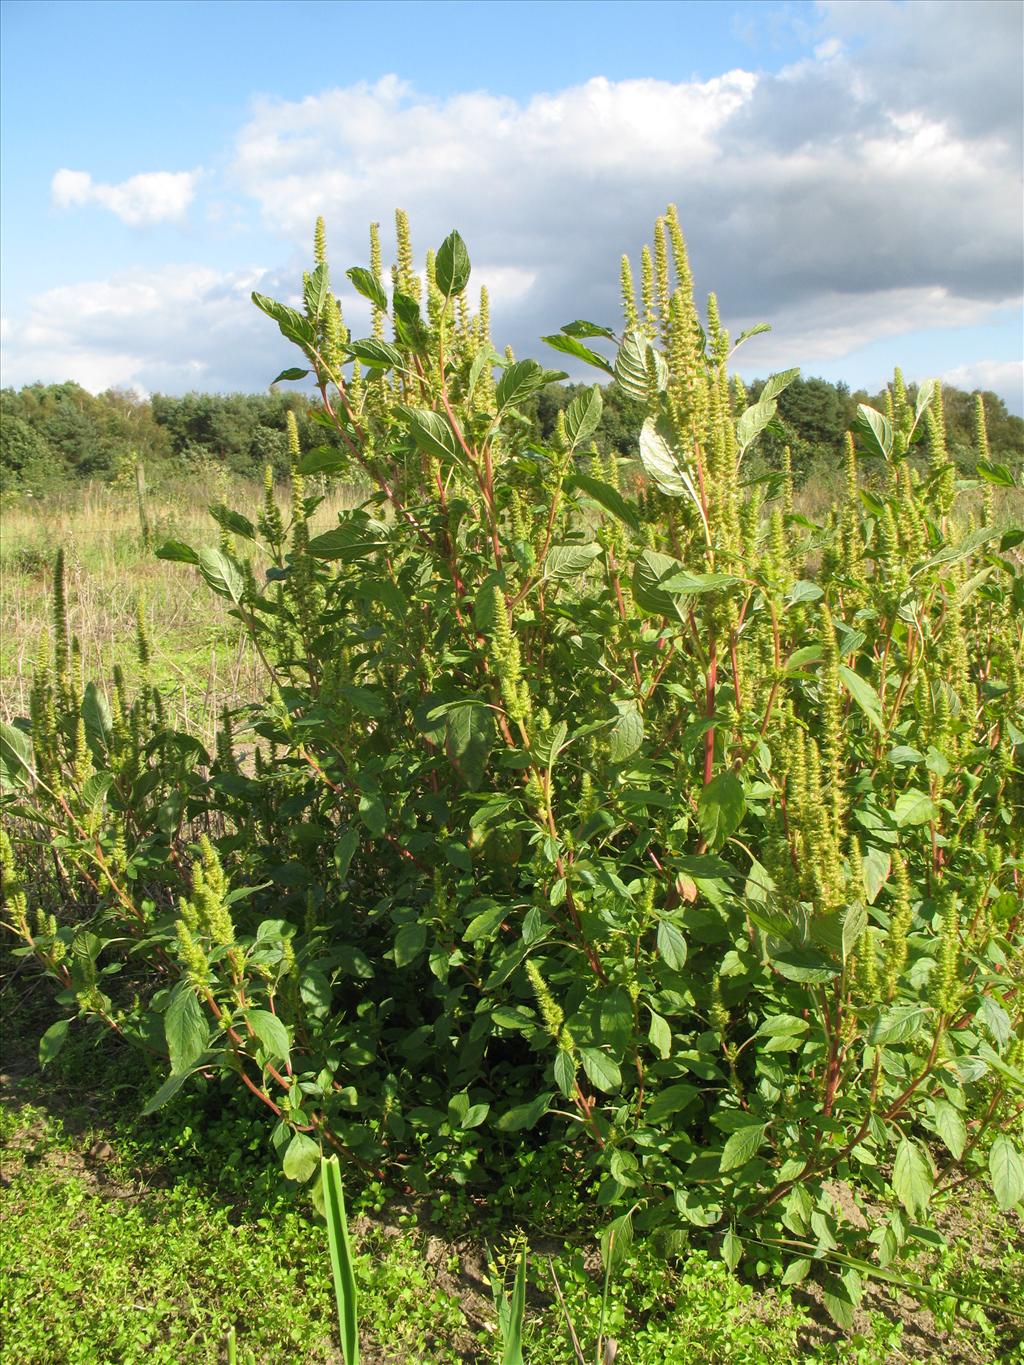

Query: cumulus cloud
left=8, top=1, right=1020, bottom=405
left=941, top=360, right=1024, bottom=411
left=0, top=265, right=288, bottom=394
left=51, top=167, right=199, bottom=226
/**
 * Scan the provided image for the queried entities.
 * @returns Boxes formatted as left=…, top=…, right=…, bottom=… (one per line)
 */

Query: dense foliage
left=2, top=209, right=1022, bottom=1328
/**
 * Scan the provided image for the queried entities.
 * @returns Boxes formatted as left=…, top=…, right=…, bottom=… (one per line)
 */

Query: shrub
left=3, top=208, right=1022, bottom=1325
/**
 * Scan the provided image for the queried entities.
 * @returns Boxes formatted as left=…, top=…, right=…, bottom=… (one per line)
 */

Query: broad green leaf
left=544, top=543, right=603, bottom=580
left=394, top=922, right=427, bottom=967
left=697, top=771, right=745, bottom=848
left=245, top=1008, right=290, bottom=1063
left=648, top=1009, right=672, bottom=1059
left=892, top=1137, right=932, bottom=1219
left=976, top=459, right=1014, bottom=487
left=304, top=262, right=329, bottom=318
left=989, top=1135, right=1024, bottom=1211
left=165, top=986, right=209, bottom=1074
left=334, top=828, right=359, bottom=880
left=81, top=683, right=113, bottom=751
left=979, top=995, right=1011, bottom=1051
left=435, top=229, right=471, bottom=296
left=615, top=330, right=666, bottom=399
left=141, top=1067, right=193, bottom=1117
left=892, top=789, right=937, bottom=827
left=841, top=901, right=867, bottom=964
left=638, top=419, right=703, bottom=527
left=721, top=1227, right=742, bottom=1272
left=932, top=1099, right=967, bottom=1161
left=463, top=903, right=506, bottom=943
left=496, top=359, right=566, bottom=411
left=631, top=548, right=686, bottom=618
left=720, top=1122, right=767, bottom=1172
left=838, top=665, right=884, bottom=732
left=155, top=539, right=200, bottom=564
left=853, top=403, right=893, bottom=460
left=608, top=705, right=643, bottom=763
left=346, top=265, right=388, bottom=312
left=271, top=367, right=310, bottom=385
left=251, top=292, right=316, bottom=350
left=600, top=1209, right=634, bottom=1270
left=916, top=526, right=999, bottom=575
left=347, top=337, right=403, bottom=371
left=553, top=1049, right=576, bottom=1099
left=862, top=847, right=891, bottom=904
left=561, top=319, right=616, bottom=339
left=656, top=919, right=687, bottom=971
left=283, top=1131, right=321, bottom=1183
left=563, top=384, right=603, bottom=449
left=821, top=1271, right=861, bottom=1330
left=399, top=406, right=462, bottom=464
left=444, top=701, right=493, bottom=790
left=735, top=399, right=776, bottom=453
left=730, top=321, right=771, bottom=352
left=0, top=722, right=33, bottom=789
left=358, top=792, right=386, bottom=838
left=39, top=1018, right=71, bottom=1068
left=495, top=1092, right=553, bottom=1131
left=569, top=473, right=641, bottom=531
left=869, top=1004, right=929, bottom=1044
left=299, top=445, right=349, bottom=476
left=580, top=1046, right=622, bottom=1093
left=758, top=368, right=800, bottom=404
left=198, top=547, right=245, bottom=604
left=645, top=1083, right=699, bottom=1123
left=541, top=332, right=615, bottom=375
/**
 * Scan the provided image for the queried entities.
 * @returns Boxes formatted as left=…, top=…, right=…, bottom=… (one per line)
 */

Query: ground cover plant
left=2, top=208, right=1022, bottom=1355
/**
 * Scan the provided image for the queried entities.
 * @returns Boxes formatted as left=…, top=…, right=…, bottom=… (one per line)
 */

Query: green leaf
left=347, top=338, right=403, bottom=371
left=841, top=901, right=867, bottom=965
left=299, top=445, right=348, bottom=476
left=638, top=417, right=700, bottom=508
left=251, top=292, right=316, bottom=350
left=358, top=792, right=386, bottom=838
left=758, top=368, right=800, bottom=403
left=822, top=1270, right=861, bottom=1330
left=631, top=548, right=686, bottom=617
left=656, top=919, right=687, bottom=971
left=245, top=1008, right=290, bottom=1063
left=544, top=543, right=603, bottom=580
left=932, top=1099, right=967, bottom=1161
left=541, top=332, right=615, bottom=375
left=464, top=904, right=506, bottom=943
left=721, top=1227, right=742, bottom=1272
left=141, top=1067, right=194, bottom=1116
left=399, top=406, right=462, bottom=464
left=495, top=1092, right=553, bottom=1131
left=916, top=526, right=1000, bottom=575
left=444, top=701, right=493, bottom=790
left=838, top=665, right=884, bottom=732
left=608, top=705, right=643, bottom=763
left=271, top=367, right=310, bottom=385
left=569, top=474, right=640, bottom=532
left=869, top=1004, right=928, bottom=1045
left=0, top=722, right=33, bottom=789
left=198, top=547, right=245, bottom=604
left=321, top=1155, right=360, bottom=1365
left=892, top=789, right=937, bottom=827
left=645, top=1083, right=699, bottom=1123
left=731, top=321, right=771, bottom=352
left=209, top=504, right=257, bottom=542
left=976, top=459, right=1015, bottom=487
left=155, top=539, right=200, bottom=564
left=553, top=1049, right=576, bottom=1099
left=600, top=1210, right=634, bottom=1270
left=892, top=1137, right=932, bottom=1220
left=735, top=399, right=777, bottom=453
left=697, top=771, right=745, bottom=848
left=283, top=1131, right=321, bottom=1184
left=615, top=329, right=666, bottom=399
left=563, top=384, right=603, bottom=449
left=39, top=1018, right=71, bottom=1068
left=648, top=1009, right=672, bottom=1060
left=165, top=986, right=209, bottom=1074
left=989, top=1135, right=1024, bottom=1211
left=720, top=1122, right=767, bottom=1173
left=81, top=682, right=113, bottom=752
left=853, top=403, right=893, bottom=460
left=394, top=922, right=427, bottom=967
left=561, top=319, right=616, bottom=339
left=346, top=266, right=388, bottom=312
left=496, top=359, right=566, bottom=411
left=580, top=1046, right=622, bottom=1093
left=862, top=847, right=891, bottom=904
left=304, top=262, right=330, bottom=319
left=435, top=229, right=471, bottom=296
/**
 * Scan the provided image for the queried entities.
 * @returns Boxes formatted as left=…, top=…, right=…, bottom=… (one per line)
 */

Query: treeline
left=1, top=374, right=1020, bottom=493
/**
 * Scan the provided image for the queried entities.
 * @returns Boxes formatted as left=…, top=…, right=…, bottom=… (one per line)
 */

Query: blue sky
left=2, top=0, right=1021, bottom=409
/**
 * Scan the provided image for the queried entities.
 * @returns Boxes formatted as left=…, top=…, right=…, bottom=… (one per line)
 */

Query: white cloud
left=940, top=359, right=1024, bottom=411
left=51, top=168, right=199, bottom=226
left=0, top=265, right=286, bottom=394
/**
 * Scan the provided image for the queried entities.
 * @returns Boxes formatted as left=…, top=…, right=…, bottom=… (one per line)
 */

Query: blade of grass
left=321, top=1154, right=360, bottom=1365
